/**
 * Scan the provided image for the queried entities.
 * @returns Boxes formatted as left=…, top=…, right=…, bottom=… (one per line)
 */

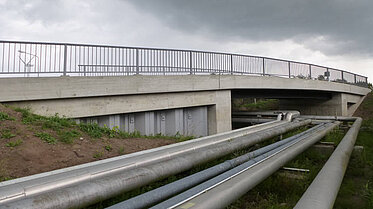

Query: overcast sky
left=0, top=0, right=372, bottom=82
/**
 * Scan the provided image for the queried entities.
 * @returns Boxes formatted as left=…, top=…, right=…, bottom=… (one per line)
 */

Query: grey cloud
left=127, top=0, right=373, bottom=56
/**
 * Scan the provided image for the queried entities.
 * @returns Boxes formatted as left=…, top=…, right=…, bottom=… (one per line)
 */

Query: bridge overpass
left=0, top=40, right=370, bottom=136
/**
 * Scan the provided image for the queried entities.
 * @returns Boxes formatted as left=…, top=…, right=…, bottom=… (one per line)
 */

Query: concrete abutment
left=7, top=90, right=232, bottom=136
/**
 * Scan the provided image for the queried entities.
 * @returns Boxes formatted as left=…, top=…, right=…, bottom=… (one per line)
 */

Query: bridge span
left=0, top=40, right=370, bottom=137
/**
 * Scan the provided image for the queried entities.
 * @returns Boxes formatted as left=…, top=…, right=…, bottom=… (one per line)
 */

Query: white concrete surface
left=0, top=75, right=369, bottom=102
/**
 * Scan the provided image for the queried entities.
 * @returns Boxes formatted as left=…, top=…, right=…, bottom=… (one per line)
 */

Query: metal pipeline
left=0, top=118, right=285, bottom=205
left=147, top=123, right=331, bottom=209
left=168, top=121, right=339, bottom=209
left=232, top=111, right=299, bottom=124
left=299, top=115, right=358, bottom=121
left=293, top=117, right=362, bottom=209
left=232, top=117, right=275, bottom=124
left=109, top=123, right=326, bottom=209
left=0, top=120, right=311, bottom=209
left=232, top=111, right=300, bottom=117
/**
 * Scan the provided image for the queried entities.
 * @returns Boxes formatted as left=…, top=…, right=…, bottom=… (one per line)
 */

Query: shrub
left=35, top=132, right=57, bottom=144
left=0, top=112, right=15, bottom=121
left=59, top=130, right=80, bottom=144
left=1, top=130, right=16, bottom=139
left=42, top=114, right=74, bottom=131
left=104, top=144, right=112, bottom=152
left=13, top=108, right=75, bottom=129
left=79, top=123, right=104, bottom=138
left=6, top=139, right=23, bottom=147
left=93, top=151, right=104, bottom=159
left=118, top=146, right=125, bottom=155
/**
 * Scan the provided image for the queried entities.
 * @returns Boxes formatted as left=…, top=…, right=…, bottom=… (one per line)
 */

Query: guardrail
left=0, top=40, right=368, bottom=87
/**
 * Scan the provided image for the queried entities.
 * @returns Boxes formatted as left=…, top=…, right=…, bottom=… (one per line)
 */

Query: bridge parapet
left=0, top=40, right=368, bottom=88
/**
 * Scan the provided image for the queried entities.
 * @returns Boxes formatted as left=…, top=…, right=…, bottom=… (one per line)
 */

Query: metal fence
left=0, top=40, right=368, bottom=87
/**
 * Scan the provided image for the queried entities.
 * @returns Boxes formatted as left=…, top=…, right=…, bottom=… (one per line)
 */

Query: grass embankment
left=0, top=104, right=193, bottom=182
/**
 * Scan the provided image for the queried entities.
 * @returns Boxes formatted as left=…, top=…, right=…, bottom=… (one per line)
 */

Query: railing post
left=326, top=68, right=329, bottom=81
left=63, top=45, right=67, bottom=76
left=136, top=48, right=139, bottom=75
left=189, top=51, right=193, bottom=75
left=309, top=65, right=312, bottom=79
left=341, top=71, right=344, bottom=81
left=288, top=61, right=291, bottom=78
left=354, top=74, right=357, bottom=83
left=262, top=57, right=265, bottom=76
left=230, top=54, right=233, bottom=75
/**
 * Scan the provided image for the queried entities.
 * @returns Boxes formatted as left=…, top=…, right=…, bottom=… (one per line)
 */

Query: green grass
left=0, top=112, right=15, bottom=121
left=118, top=146, right=125, bottom=155
left=79, top=123, right=194, bottom=142
left=79, top=123, right=105, bottom=138
left=58, top=130, right=80, bottom=144
left=93, top=151, right=104, bottom=159
left=1, top=129, right=16, bottom=139
left=104, top=144, right=112, bottom=152
left=6, top=139, right=23, bottom=147
left=321, top=126, right=346, bottom=144
left=13, top=107, right=75, bottom=130
left=35, top=132, right=57, bottom=144
left=13, top=107, right=195, bottom=143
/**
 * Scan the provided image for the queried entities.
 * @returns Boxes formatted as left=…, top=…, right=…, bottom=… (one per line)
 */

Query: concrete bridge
left=0, top=40, right=370, bottom=137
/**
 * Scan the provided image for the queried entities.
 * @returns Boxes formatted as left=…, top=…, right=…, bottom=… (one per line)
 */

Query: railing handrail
left=0, top=40, right=368, bottom=85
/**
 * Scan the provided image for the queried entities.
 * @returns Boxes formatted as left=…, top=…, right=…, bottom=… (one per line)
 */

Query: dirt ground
left=0, top=104, right=176, bottom=179
left=354, top=91, right=373, bottom=120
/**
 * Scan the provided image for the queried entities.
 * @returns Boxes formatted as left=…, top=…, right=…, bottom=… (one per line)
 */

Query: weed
left=118, top=146, right=125, bottom=155
left=59, top=130, right=80, bottom=144
left=93, top=151, right=104, bottom=159
left=142, top=132, right=194, bottom=142
left=322, top=127, right=346, bottom=145
left=105, top=144, right=112, bottom=152
left=103, top=125, right=118, bottom=138
left=1, top=129, right=16, bottom=139
left=13, top=107, right=75, bottom=130
left=14, top=107, right=43, bottom=124
left=118, top=130, right=142, bottom=139
left=363, top=181, right=373, bottom=208
left=6, top=139, right=23, bottom=147
left=0, top=112, right=15, bottom=121
left=42, top=114, right=74, bottom=131
left=35, top=132, right=57, bottom=144
left=0, top=176, right=12, bottom=182
left=0, top=159, right=11, bottom=182
left=79, top=123, right=104, bottom=138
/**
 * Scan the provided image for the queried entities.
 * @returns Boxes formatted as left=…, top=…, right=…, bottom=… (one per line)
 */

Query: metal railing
left=0, top=40, right=368, bottom=87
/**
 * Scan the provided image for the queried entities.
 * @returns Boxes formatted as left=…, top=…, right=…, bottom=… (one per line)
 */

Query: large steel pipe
left=150, top=123, right=331, bottom=209
left=293, top=117, right=362, bottom=209
left=0, top=120, right=310, bottom=209
left=170, top=122, right=339, bottom=209
left=0, top=118, right=285, bottom=205
left=299, top=115, right=358, bottom=121
left=232, top=117, right=275, bottom=124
